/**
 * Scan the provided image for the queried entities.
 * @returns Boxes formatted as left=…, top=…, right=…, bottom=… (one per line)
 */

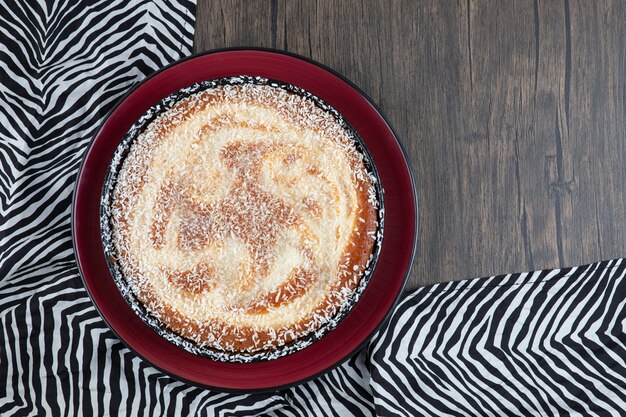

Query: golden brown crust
left=111, top=83, right=379, bottom=353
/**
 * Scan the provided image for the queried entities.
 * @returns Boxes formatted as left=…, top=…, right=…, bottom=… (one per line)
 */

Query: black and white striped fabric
left=369, top=258, right=626, bottom=416
left=2, top=1, right=625, bottom=416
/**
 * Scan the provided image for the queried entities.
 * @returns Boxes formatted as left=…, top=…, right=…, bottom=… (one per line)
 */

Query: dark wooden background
left=194, top=0, right=626, bottom=289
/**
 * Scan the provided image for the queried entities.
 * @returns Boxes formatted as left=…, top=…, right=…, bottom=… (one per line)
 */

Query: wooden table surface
left=194, top=0, right=626, bottom=289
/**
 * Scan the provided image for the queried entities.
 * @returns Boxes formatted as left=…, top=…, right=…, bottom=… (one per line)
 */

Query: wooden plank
left=194, top=0, right=626, bottom=289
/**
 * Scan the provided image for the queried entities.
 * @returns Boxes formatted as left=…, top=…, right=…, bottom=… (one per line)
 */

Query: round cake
left=104, top=78, right=381, bottom=360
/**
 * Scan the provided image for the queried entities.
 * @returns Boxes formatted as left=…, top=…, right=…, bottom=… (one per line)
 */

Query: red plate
left=72, top=48, right=417, bottom=392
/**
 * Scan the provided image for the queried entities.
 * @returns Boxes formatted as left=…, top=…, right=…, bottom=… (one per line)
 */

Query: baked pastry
left=107, top=79, right=380, bottom=358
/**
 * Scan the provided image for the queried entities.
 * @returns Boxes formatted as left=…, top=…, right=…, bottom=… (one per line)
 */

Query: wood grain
left=194, top=0, right=626, bottom=289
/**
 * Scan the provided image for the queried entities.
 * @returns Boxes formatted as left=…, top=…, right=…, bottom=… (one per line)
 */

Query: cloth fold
left=1, top=1, right=625, bottom=416
left=368, top=259, right=626, bottom=416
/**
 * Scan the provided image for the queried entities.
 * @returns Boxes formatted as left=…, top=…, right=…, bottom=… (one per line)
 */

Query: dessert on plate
left=106, top=79, right=381, bottom=358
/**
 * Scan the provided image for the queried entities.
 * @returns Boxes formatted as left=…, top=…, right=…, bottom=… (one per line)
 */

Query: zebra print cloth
left=1, top=1, right=625, bottom=416
left=370, top=259, right=626, bottom=416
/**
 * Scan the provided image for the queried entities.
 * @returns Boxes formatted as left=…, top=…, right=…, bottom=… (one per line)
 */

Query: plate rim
left=71, top=47, right=419, bottom=393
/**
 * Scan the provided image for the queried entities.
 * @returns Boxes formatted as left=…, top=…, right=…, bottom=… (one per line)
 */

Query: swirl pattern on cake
left=105, top=78, right=381, bottom=358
